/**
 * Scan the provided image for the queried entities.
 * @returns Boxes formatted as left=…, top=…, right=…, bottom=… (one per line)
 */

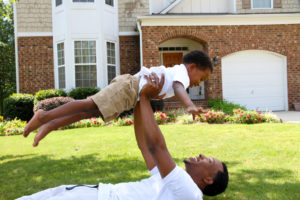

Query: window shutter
left=242, top=0, right=251, bottom=9
left=274, top=0, right=282, bottom=8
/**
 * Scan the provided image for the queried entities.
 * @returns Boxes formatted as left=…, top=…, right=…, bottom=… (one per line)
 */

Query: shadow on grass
left=1, top=156, right=299, bottom=200
left=206, top=162, right=300, bottom=200
left=0, top=154, right=149, bottom=200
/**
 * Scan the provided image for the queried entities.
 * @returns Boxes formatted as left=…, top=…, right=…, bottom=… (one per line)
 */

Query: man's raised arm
left=139, top=74, right=176, bottom=178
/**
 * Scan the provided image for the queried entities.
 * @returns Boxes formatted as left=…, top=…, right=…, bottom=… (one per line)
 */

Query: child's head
left=183, top=50, right=213, bottom=87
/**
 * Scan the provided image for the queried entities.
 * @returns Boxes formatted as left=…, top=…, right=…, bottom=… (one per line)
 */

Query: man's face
left=184, top=154, right=223, bottom=188
left=188, top=66, right=210, bottom=88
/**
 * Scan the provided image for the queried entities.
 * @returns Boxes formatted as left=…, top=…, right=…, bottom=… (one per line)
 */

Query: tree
left=0, top=0, right=16, bottom=115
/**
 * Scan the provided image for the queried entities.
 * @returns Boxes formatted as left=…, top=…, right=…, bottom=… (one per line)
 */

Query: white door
left=222, top=50, right=287, bottom=111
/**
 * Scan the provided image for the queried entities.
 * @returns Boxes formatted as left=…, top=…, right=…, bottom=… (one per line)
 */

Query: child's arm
left=173, top=81, right=205, bottom=117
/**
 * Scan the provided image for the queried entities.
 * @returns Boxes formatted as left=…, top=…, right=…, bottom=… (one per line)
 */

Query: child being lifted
left=24, top=50, right=213, bottom=146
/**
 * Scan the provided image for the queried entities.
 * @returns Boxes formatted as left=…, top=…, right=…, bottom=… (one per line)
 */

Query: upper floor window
left=252, top=0, right=272, bottom=9
left=73, top=0, right=94, bottom=2
left=74, top=41, right=97, bottom=87
left=57, top=42, right=65, bottom=89
left=56, top=0, right=62, bottom=6
left=105, top=0, right=114, bottom=7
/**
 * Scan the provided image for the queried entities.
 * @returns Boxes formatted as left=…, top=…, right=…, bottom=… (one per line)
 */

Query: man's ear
left=203, top=177, right=213, bottom=185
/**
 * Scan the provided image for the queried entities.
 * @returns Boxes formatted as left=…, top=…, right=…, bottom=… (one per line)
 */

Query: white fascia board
left=138, top=13, right=300, bottom=26
left=119, top=31, right=139, bottom=36
left=13, top=3, right=19, bottom=93
left=17, top=32, right=53, bottom=37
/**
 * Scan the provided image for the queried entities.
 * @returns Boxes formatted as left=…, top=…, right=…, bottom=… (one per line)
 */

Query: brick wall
left=119, top=35, right=140, bottom=75
left=18, top=37, right=54, bottom=94
left=141, top=24, right=300, bottom=109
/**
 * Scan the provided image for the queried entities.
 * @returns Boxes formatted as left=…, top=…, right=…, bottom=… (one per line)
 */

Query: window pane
left=75, top=65, right=97, bottom=87
left=107, top=65, right=116, bottom=84
left=73, top=0, right=94, bottom=2
left=105, top=0, right=113, bottom=6
left=253, top=0, right=271, bottom=8
left=58, top=67, right=65, bottom=89
left=74, top=40, right=96, bottom=64
left=56, top=0, right=62, bottom=6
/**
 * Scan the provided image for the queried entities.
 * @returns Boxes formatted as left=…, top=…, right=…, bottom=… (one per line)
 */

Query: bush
left=33, top=97, right=74, bottom=112
left=34, top=89, right=67, bottom=104
left=198, top=110, right=227, bottom=123
left=3, top=93, right=34, bottom=121
left=68, top=87, right=100, bottom=100
left=209, top=98, right=247, bottom=115
left=63, top=117, right=104, bottom=129
left=154, top=111, right=169, bottom=124
left=2, top=118, right=27, bottom=136
left=114, top=116, right=134, bottom=126
left=0, top=116, right=3, bottom=122
left=231, top=109, right=266, bottom=124
left=176, top=114, right=194, bottom=124
left=150, top=100, right=164, bottom=112
left=164, top=108, right=185, bottom=122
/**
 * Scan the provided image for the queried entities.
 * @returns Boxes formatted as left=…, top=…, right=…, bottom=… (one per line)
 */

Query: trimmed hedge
left=3, top=93, right=34, bottom=121
left=34, top=97, right=75, bottom=112
left=34, top=89, right=67, bottom=104
left=68, top=87, right=100, bottom=100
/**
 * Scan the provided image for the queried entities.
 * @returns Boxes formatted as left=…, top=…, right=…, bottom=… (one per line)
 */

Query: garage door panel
left=222, top=50, right=287, bottom=111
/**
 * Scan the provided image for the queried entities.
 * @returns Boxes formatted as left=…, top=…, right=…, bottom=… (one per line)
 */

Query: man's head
left=183, top=50, right=213, bottom=88
left=184, top=154, right=229, bottom=196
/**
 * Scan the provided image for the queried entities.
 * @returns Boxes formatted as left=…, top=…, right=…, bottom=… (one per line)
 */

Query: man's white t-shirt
left=134, top=64, right=190, bottom=99
left=98, top=165, right=203, bottom=200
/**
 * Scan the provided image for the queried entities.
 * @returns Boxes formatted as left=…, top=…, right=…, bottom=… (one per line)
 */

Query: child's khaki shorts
left=90, top=74, right=139, bottom=122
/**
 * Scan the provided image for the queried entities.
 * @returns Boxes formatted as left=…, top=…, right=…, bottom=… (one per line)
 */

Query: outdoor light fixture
left=213, top=56, right=218, bottom=66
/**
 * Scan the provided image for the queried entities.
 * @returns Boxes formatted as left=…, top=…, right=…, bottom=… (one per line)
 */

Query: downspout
left=137, top=19, right=143, bottom=67
left=13, top=3, right=19, bottom=93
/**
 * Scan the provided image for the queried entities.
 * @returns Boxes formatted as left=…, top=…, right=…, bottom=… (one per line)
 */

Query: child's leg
left=24, top=99, right=99, bottom=137
left=32, top=109, right=101, bottom=146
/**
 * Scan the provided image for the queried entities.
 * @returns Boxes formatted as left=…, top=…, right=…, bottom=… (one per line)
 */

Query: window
left=106, top=42, right=116, bottom=84
left=74, top=41, right=97, bottom=87
left=252, top=0, right=272, bottom=9
left=105, top=0, right=114, bottom=6
left=73, top=0, right=94, bottom=2
left=56, top=0, right=62, bottom=6
left=57, top=42, right=65, bottom=89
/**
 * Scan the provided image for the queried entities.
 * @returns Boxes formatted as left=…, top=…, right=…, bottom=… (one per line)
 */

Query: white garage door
left=222, top=50, right=287, bottom=111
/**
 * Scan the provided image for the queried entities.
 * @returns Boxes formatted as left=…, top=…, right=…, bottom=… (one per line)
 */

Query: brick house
left=14, top=0, right=300, bottom=111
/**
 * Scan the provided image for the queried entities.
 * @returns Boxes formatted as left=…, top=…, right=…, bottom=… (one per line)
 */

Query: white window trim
left=251, top=0, right=273, bottom=9
left=106, top=41, right=117, bottom=85
left=57, top=42, right=66, bottom=89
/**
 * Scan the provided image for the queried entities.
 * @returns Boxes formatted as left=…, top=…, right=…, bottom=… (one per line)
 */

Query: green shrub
left=3, top=93, right=34, bottom=121
left=63, top=117, right=104, bottom=129
left=68, top=87, right=100, bottom=100
left=113, top=116, right=134, bottom=126
left=34, top=89, right=67, bottom=104
left=34, top=97, right=74, bottom=112
left=209, top=98, right=247, bottom=115
left=176, top=114, right=194, bottom=124
left=198, top=110, right=227, bottom=123
left=154, top=111, right=169, bottom=124
left=2, top=118, right=27, bottom=136
left=164, top=108, right=185, bottom=122
left=231, top=109, right=266, bottom=124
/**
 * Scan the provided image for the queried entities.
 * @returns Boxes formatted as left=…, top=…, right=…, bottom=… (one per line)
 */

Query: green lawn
left=0, top=124, right=300, bottom=200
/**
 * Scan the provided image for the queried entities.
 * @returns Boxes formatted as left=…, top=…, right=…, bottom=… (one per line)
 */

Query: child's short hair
left=183, top=50, right=213, bottom=72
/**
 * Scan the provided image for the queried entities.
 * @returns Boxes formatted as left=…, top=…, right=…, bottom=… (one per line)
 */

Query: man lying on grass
left=17, top=74, right=229, bottom=200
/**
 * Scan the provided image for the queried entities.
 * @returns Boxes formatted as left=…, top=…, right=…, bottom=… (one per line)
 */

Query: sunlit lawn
left=0, top=123, right=300, bottom=200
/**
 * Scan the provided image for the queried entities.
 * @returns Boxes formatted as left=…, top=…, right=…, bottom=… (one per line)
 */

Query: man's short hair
left=202, top=162, right=229, bottom=196
left=182, top=50, right=213, bottom=73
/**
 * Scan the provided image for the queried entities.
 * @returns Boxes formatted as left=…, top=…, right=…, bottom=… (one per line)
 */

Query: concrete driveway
left=272, top=111, right=300, bottom=123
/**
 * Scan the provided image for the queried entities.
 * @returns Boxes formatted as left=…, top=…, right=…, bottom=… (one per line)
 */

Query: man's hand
left=186, top=105, right=207, bottom=120
left=140, top=72, right=165, bottom=99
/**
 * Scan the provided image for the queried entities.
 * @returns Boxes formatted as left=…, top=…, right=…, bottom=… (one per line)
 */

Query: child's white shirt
left=134, top=64, right=190, bottom=99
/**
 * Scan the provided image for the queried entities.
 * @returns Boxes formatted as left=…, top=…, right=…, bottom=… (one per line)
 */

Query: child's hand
left=186, top=106, right=206, bottom=120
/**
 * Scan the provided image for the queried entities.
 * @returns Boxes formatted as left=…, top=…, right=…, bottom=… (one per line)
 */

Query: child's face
left=188, top=65, right=210, bottom=88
